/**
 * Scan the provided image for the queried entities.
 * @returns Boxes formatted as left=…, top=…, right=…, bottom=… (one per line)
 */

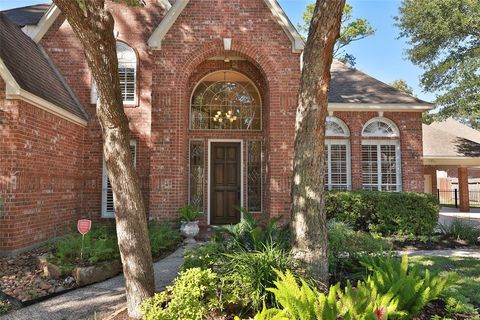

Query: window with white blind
left=91, top=41, right=137, bottom=104
left=101, top=140, right=137, bottom=218
left=324, top=141, right=351, bottom=191
left=361, top=117, right=401, bottom=191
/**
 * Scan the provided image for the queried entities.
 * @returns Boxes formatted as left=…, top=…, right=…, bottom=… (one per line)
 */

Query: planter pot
left=180, top=221, right=200, bottom=243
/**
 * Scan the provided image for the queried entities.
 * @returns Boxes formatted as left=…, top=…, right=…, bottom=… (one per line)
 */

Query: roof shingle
left=2, top=3, right=50, bottom=27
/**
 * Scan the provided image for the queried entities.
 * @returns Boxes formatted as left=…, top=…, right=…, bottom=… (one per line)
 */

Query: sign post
left=77, top=219, right=92, bottom=261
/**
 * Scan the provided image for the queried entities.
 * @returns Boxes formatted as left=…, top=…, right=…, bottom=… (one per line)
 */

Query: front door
left=211, top=142, right=241, bottom=225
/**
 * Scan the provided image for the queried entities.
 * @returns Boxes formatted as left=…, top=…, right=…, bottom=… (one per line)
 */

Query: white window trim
left=362, top=117, right=400, bottom=138
left=101, top=140, right=137, bottom=218
left=361, top=139, right=402, bottom=191
left=325, top=139, right=351, bottom=191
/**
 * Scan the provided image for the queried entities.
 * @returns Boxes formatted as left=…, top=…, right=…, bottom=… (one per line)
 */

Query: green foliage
left=223, top=244, right=293, bottom=309
left=298, top=2, right=375, bottom=66
left=0, top=300, right=12, bottom=315
left=325, top=191, right=440, bottom=235
left=178, top=204, right=202, bottom=222
left=141, top=268, right=220, bottom=320
left=327, top=220, right=391, bottom=272
left=396, top=0, right=480, bottom=128
left=53, top=225, right=120, bottom=267
left=390, top=79, right=414, bottom=96
left=214, top=210, right=290, bottom=251
left=358, top=255, right=454, bottom=318
left=182, top=240, right=225, bottom=271
left=148, top=222, right=182, bottom=257
left=438, top=219, right=480, bottom=243
left=254, top=270, right=339, bottom=320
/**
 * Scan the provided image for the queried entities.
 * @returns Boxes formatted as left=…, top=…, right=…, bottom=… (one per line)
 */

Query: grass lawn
left=410, top=256, right=480, bottom=307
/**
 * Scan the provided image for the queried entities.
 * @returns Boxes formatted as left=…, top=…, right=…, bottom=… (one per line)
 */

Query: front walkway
left=1, top=246, right=186, bottom=320
left=402, top=248, right=480, bottom=258
left=439, top=207, right=480, bottom=227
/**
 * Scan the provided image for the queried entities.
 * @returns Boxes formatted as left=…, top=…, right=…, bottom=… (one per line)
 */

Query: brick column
left=458, top=167, right=470, bottom=212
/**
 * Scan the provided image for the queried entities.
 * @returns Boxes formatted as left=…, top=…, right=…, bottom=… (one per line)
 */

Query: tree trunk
left=290, top=0, right=345, bottom=285
left=51, top=1, right=154, bottom=318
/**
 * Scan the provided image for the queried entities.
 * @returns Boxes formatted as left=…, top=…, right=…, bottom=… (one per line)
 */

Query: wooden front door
left=211, top=142, right=241, bottom=225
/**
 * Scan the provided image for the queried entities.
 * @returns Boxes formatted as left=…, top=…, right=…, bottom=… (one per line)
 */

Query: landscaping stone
left=73, top=260, right=122, bottom=287
left=37, top=255, right=63, bottom=279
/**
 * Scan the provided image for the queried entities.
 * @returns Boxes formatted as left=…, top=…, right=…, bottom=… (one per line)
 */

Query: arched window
left=361, top=117, right=402, bottom=191
left=362, top=117, right=399, bottom=137
left=91, top=41, right=137, bottom=104
left=191, top=71, right=262, bottom=130
left=324, top=116, right=351, bottom=190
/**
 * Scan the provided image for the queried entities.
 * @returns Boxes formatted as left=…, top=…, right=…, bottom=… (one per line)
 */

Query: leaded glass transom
left=191, top=71, right=262, bottom=130
left=247, top=141, right=262, bottom=212
left=189, top=140, right=205, bottom=211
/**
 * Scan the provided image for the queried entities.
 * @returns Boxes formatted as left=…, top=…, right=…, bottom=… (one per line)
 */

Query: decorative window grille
left=362, top=141, right=401, bottom=191
left=101, top=140, right=137, bottom=218
left=247, top=141, right=262, bottom=212
left=362, top=117, right=399, bottom=137
left=189, top=140, right=205, bottom=212
left=92, top=41, right=137, bottom=104
left=191, top=71, right=262, bottom=131
left=325, top=116, right=350, bottom=137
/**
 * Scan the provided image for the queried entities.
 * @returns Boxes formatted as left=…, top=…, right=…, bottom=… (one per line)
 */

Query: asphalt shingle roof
left=0, top=13, right=88, bottom=121
left=1, top=3, right=50, bottom=27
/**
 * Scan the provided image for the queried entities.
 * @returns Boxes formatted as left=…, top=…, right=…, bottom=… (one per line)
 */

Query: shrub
left=438, top=219, right=480, bottom=243
left=141, top=268, right=220, bottom=320
left=326, top=191, right=440, bottom=235
left=328, top=220, right=391, bottom=272
left=148, top=222, right=182, bottom=257
left=182, top=241, right=225, bottom=271
left=179, top=204, right=202, bottom=222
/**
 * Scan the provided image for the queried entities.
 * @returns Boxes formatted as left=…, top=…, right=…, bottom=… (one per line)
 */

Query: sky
left=0, top=0, right=434, bottom=102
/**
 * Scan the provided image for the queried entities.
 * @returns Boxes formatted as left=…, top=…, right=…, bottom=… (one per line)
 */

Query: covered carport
left=423, top=119, right=480, bottom=212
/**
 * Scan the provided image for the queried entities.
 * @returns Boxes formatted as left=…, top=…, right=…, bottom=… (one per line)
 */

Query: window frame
left=189, top=70, right=263, bottom=131
left=91, top=41, right=138, bottom=106
left=361, top=139, right=402, bottom=192
left=362, top=117, right=400, bottom=138
left=247, top=140, right=263, bottom=213
left=188, top=139, right=205, bottom=213
left=325, top=139, right=352, bottom=191
left=101, top=140, right=137, bottom=218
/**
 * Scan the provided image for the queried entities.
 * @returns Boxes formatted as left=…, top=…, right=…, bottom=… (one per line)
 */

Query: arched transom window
left=324, top=116, right=351, bottom=190
left=361, top=117, right=402, bottom=191
left=191, top=71, right=262, bottom=130
left=362, top=117, right=399, bottom=137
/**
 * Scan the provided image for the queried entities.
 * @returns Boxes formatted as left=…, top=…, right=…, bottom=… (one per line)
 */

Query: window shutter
left=102, top=141, right=137, bottom=218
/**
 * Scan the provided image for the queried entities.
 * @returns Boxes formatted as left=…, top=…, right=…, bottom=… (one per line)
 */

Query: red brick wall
left=0, top=79, right=86, bottom=252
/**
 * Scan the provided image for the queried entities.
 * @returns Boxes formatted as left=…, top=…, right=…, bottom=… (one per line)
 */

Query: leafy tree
left=291, top=0, right=345, bottom=285
left=390, top=79, right=414, bottom=95
left=298, top=3, right=374, bottom=67
left=51, top=0, right=155, bottom=318
left=396, top=0, right=480, bottom=129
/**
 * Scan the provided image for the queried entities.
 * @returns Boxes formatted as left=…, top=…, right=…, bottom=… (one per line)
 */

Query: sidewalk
left=401, top=248, right=480, bottom=258
left=1, top=246, right=186, bottom=320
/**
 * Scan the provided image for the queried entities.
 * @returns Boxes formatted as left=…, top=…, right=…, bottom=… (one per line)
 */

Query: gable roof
left=0, top=13, right=88, bottom=125
left=329, top=60, right=431, bottom=107
left=1, top=3, right=50, bottom=27
left=423, top=119, right=480, bottom=167
left=147, top=0, right=304, bottom=52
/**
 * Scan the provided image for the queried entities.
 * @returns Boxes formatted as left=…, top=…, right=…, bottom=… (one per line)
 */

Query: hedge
left=325, top=191, right=440, bottom=235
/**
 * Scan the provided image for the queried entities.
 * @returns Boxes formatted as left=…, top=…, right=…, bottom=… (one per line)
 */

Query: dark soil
left=393, top=238, right=478, bottom=251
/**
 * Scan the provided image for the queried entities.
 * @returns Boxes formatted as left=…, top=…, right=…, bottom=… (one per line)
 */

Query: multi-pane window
left=247, top=141, right=262, bottom=212
left=189, top=140, right=205, bottom=212
left=324, top=141, right=351, bottom=190
left=191, top=71, right=262, bottom=130
left=324, top=117, right=351, bottom=191
left=361, top=117, right=401, bottom=191
left=92, top=41, right=137, bottom=104
left=101, top=140, right=137, bottom=218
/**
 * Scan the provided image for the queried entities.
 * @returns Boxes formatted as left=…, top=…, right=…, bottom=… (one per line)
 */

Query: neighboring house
left=423, top=118, right=480, bottom=211
left=0, top=1, right=432, bottom=255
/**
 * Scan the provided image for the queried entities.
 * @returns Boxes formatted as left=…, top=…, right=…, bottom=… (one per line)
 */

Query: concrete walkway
left=439, top=207, right=480, bottom=228
left=401, top=248, right=480, bottom=258
left=1, top=246, right=186, bottom=320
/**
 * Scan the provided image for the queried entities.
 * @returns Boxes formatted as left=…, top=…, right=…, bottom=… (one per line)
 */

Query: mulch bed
left=0, top=247, right=76, bottom=304
left=393, top=238, right=478, bottom=251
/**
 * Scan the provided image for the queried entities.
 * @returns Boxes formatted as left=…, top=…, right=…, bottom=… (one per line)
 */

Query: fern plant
left=253, top=270, right=338, bottom=320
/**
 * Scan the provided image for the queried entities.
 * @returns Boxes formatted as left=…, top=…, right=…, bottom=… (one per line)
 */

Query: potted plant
left=179, top=204, right=202, bottom=243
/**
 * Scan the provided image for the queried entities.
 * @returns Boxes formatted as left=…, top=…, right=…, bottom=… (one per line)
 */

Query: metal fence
left=437, top=189, right=480, bottom=208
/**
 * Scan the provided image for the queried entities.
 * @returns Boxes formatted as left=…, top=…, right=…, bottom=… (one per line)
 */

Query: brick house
left=0, top=1, right=432, bottom=255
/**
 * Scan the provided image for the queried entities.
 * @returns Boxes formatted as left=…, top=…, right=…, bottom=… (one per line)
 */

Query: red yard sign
left=77, top=219, right=92, bottom=235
